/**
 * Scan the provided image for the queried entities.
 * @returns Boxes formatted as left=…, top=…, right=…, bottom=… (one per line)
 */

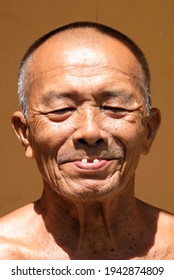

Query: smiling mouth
left=74, top=158, right=108, bottom=170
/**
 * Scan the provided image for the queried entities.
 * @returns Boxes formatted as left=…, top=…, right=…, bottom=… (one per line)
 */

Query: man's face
left=20, top=32, right=156, bottom=200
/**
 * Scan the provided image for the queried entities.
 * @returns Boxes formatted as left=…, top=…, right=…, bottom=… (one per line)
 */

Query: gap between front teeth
left=81, top=159, right=99, bottom=163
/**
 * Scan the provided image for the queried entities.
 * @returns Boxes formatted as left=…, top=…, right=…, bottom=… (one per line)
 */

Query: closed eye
left=102, top=106, right=131, bottom=118
left=46, top=107, right=75, bottom=122
left=102, top=106, right=129, bottom=112
left=49, top=107, right=75, bottom=115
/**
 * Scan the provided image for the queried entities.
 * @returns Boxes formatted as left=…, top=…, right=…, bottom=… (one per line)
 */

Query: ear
left=141, top=108, right=161, bottom=155
left=11, top=111, right=34, bottom=159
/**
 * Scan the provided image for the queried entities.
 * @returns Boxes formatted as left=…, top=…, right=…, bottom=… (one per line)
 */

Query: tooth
left=93, top=159, right=99, bottom=163
left=82, top=158, right=88, bottom=163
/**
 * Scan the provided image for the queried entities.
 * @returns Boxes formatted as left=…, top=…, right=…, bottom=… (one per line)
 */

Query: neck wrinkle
left=33, top=179, right=159, bottom=259
left=38, top=178, right=140, bottom=241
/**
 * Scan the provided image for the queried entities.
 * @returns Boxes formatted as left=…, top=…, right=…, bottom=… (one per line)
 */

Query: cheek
left=103, top=117, right=146, bottom=150
left=28, top=120, right=74, bottom=186
left=30, top=119, right=75, bottom=152
left=108, top=119, right=146, bottom=178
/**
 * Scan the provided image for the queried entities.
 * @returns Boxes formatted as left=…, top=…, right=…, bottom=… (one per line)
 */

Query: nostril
left=96, top=138, right=103, bottom=145
left=77, top=138, right=104, bottom=146
left=78, top=138, right=88, bottom=145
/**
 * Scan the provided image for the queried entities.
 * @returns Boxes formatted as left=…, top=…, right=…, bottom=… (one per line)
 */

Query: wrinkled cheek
left=30, top=136, right=62, bottom=187
left=121, top=140, right=143, bottom=183
left=117, top=132, right=146, bottom=180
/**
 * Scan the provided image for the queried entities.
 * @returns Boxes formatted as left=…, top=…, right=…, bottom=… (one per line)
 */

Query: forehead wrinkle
left=30, top=65, right=141, bottom=87
left=29, top=40, right=141, bottom=80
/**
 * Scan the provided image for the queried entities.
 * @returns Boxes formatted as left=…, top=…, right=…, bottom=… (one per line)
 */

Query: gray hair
left=18, top=21, right=151, bottom=117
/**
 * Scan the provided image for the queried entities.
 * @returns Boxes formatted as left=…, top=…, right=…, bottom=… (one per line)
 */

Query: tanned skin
left=0, top=29, right=173, bottom=259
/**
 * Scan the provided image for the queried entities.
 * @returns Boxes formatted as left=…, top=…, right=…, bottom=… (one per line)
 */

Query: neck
left=35, top=179, right=149, bottom=259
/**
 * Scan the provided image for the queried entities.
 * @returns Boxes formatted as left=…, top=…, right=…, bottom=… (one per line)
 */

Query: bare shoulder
left=0, top=237, right=24, bottom=259
left=157, top=208, right=174, bottom=236
left=0, top=203, right=38, bottom=235
left=0, top=203, right=41, bottom=259
left=138, top=199, right=174, bottom=233
left=137, top=199, right=174, bottom=259
left=154, top=208, right=174, bottom=259
left=137, top=198, right=174, bottom=223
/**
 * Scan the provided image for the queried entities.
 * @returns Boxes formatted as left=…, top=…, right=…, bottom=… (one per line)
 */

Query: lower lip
left=74, top=160, right=107, bottom=170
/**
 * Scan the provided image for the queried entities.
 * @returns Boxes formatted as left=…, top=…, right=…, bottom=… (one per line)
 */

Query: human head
left=12, top=21, right=161, bottom=201
left=18, top=21, right=151, bottom=118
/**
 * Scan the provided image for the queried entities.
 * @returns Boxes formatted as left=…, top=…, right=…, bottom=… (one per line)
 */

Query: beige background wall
left=0, top=0, right=174, bottom=216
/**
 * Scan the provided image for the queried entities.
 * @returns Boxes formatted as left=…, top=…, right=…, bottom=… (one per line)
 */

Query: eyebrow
left=41, top=90, right=135, bottom=106
left=100, top=91, right=135, bottom=102
left=41, top=91, right=76, bottom=105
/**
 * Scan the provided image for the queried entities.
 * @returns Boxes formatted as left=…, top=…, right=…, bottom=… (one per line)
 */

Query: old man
left=0, top=22, right=173, bottom=259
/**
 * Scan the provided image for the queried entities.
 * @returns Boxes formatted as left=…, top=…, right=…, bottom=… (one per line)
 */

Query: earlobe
left=11, top=111, right=34, bottom=159
left=142, top=108, right=161, bottom=155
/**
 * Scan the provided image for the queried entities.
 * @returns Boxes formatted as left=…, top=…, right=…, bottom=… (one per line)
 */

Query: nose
left=72, top=107, right=107, bottom=146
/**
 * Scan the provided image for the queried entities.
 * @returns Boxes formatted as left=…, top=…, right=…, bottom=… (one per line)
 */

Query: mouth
left=73, top=158, right=110, bottom=170
left=58, top=152, right=123, bottom=173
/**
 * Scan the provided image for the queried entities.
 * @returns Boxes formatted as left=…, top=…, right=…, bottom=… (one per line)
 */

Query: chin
left=51, top=175, right=122, bottom=202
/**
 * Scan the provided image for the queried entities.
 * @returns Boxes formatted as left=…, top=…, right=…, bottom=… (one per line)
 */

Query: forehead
left=26, top=30, right=143, bottom=107
left=29, top=29, right=140, bottom=77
